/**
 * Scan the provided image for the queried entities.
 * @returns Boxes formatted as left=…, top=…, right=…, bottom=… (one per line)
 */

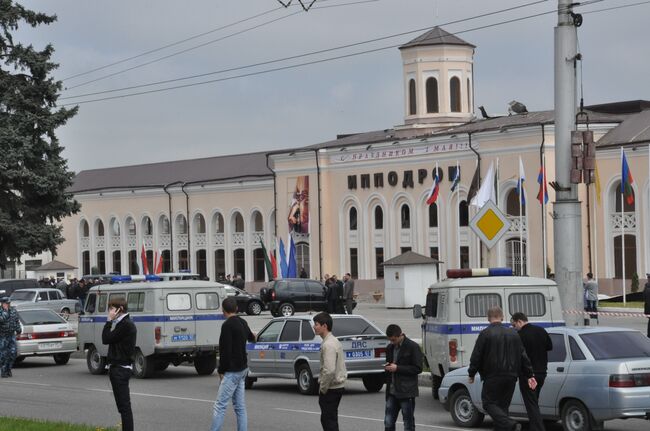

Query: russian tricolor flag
left=426, top=163, right=440, bottom=206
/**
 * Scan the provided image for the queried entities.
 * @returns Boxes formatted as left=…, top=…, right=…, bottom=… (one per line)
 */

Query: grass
left=0, top=417, right=119, bottom=431
left=599, top=300, right=644, bottom=309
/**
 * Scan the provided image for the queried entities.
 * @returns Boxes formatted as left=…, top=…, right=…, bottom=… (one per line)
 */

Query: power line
left=582, top=0, right=650, bottom=14
left=61, top=0, right=550, bottom=100
left=63, top=0, right=379, bottom=91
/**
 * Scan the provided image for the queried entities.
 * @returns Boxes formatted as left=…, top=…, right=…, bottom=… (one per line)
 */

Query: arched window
left=506, top=238, right=527, bottom=276
left=178, top=250, right=188, bottom=271
left=428, top=203, right=438, bottom=228
left=175, top=215, right=187, bottom=235
left=126, top=217, right=136, bottom=236
left=81, top=220, right=89, bottom=237
left=233, top=249, right=245, bottom=278
left=110, top=218, right=121, bottom=237
left=613, top=234, right=636, bottom=278
left=253, top=211, right=263, bottom=232
left=128, top=250, right=139, bottom=275
left=214, top=213, right=224, bottom=233
left=349, top=207, right=357, bottom=231
left=400, top=204, right=411, bottom=229
left=96, top=251, right=106, bottom=274
left=158, top=216, right=169, bottom=235
left=426, top=77, right=439, bottom=113
left=614, top=181, right=635, bottom=212
left=296, top=243, right=310, bottom=277
left=467, top=78, right=472, bottom=112
left=506, top=189, right=526, bottom=216
left=196, top=249, right=207, bottom=279
left=96, top=220, right=105, bottom=237
left=112, top=251, right=121, bottom=273
left=194, top=214, right=206, bottom=234
left=459, top=200, right=469, bottom=226
left=142, top=216, right=153, bottom=235
left=408, top=79, right=417, bottom=115
left=374, top=206, right=383, bottom=230
left=82, top=251, right=90, bottom=275
left=253, top=248, right=265, bottom=281
left=234, top=212, right=244, bottom=233
left=450, top=77, right=461, bottom=112
left=214, top=249, right=225, bottom=280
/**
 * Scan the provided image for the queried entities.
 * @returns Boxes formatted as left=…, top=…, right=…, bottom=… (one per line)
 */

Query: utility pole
left=554, top=0, right=583, bottom=326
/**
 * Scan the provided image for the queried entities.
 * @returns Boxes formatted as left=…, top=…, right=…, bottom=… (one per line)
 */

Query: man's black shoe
left=7, top=370, right=12, bottom=377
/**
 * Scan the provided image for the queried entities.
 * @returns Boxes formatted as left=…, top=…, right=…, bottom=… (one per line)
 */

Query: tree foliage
left=0, top=0, right=79, bottom=268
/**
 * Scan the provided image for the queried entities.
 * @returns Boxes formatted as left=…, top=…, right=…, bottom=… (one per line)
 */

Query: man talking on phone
left=102, top=297, right=137, bottom=431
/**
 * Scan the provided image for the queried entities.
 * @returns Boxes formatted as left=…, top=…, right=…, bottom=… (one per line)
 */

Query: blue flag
left=279, top=238, right=288, bottom=278
left=287, top=236, right=297, bottom=278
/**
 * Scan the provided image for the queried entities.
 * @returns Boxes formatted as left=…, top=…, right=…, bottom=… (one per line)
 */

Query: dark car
left=0, top=278, right=39, bottom=297
left=224, top=286, right=265, bottom=315
left=260, top=278, right=356, bottom=317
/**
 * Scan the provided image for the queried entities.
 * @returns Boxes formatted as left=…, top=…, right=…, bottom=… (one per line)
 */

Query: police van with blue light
left=77, top=275, right=227, bottom=378
left=245, top=314, right=388, bottom=395
left=413, top=267, right=565, bottom=399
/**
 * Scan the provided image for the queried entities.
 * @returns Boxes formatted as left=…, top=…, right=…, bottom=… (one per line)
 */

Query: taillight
left=18, top=331, right=75, bottom=340
left=375, top=347, right=386, bottom=358
left=449, top=339, right=458, bottom=363
left=271, top=290, right=276, bottom=301
left=17, top=333, right=30, bottom=341
left=155, top=326, right=161, bottom=344
left=610, top=373, right=650, bottom=388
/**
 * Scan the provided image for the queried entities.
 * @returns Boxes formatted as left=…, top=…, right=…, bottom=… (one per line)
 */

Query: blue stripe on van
left=424, top=321, right=565, bottom=335
left=246, top=342, right=321, bottom=352
left=78, top=314, right=225, bottom=324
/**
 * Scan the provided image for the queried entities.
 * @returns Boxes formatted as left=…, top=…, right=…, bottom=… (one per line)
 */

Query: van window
left=508, top=293, right=546, bottom=317
left=196, top=292, right=220, bottom=310
left=127, top=292, right=146, bottom=312
left=257, top=321, right=284, bottom=343
left=279, top=321, right=300, bottom=342
left=569, top=336, right=586, bottom=360
left=167, top=293, right=191, bottom=311
left=98, top=293, right=108, bottom=313
left=86, top=293, right=97, bottom=313
left=425, top=292, right=439, bottom=317
left=465, top=293, right=501, bottom=318
left=301, top=320, right=315, bottom=340
left=548, top=333, right=567, bottom=362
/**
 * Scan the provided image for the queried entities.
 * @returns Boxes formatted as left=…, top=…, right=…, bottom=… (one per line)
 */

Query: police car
left=77, top=275, right=227, bottom=378
left=245, top=314, right=388, bottom=395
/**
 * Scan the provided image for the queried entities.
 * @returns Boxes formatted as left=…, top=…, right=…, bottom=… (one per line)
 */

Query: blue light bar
left=488, top=267, right=513, bottom=276
left=446, top=267, right=514, bottom=279
left=110, top=275, right=162, bottom=282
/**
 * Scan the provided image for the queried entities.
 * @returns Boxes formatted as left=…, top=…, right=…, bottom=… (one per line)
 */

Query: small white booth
left=383, top=251, right=440, bottom=308
left=32, top=259, right=77, bottom=281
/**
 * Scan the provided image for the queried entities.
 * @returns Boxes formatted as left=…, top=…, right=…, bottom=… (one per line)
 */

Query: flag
left=450, top=162, right=460, bottom=192
left=621, top=150, right=634, bottom=205
left=259, top=239, right=274, bottom=280
left=466, top=163, right=480, bottom=204
left=269, top=249, right=278, bottom=279
left=287, top=235, right=297, bottom=278
left=426, top=163, right=440, bottom=205
left=594, top=160, right=602, bottom=206
left=154, top=249, right=163, bottom=274
left=536, top=164, right=548, bottom=205
left=470, top=161, right=495, bottom=208
left=279, top=238, right=288, bottom=278
left=140, top=245, right=149, bottom=275
left=516, top=157, right=526, bottom=206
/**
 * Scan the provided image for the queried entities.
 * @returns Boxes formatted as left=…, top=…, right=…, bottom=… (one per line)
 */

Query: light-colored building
left=57, top=28, right=650, bottom=296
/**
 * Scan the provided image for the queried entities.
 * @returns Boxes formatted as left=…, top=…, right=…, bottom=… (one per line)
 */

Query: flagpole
left=456, top=161, right=461, bottom=268
left=621, top=148, right=626, bottom=305
left=518, top=158, right=524, bottom=276
left=541, top=153, right=548, bottom=278
left=593, top=182, right=598, bottom=280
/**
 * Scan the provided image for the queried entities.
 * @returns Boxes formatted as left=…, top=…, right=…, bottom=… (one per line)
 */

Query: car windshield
left=332, top=317, right=382, bottom=337
left=18, top=309, right=65, bottom=325
left=580, top=331, right=650, bottom=360
left=10, top=291, right=35, bottom=301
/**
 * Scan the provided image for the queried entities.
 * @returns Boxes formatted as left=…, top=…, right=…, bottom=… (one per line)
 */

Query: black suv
left=261, top=278, right=356, bottom=317
left=0, top=278, right=39, bottom=296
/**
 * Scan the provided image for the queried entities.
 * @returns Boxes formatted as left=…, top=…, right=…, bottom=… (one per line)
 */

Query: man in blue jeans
left=211, top=297, right=255, bottom=431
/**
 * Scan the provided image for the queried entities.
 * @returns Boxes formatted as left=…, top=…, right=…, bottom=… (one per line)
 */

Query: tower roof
left=399, top=26, right=475, bottom=50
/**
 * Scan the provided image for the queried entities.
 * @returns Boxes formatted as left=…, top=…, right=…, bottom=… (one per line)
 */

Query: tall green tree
left=0, top=0, right=79, bottom=268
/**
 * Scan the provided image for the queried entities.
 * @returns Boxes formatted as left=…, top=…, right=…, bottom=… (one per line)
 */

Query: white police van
left=413, top=268, right=565, bottom=398
left=77, top=275, right=227, bottom=378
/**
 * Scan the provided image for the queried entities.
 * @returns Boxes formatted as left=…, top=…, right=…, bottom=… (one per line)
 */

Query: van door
left=458, top=289, right=504, bottom=368
left=194, top=290, right=223, bottom=348
left=78, top=292, right=97, bottom=350
left=505, top=289, right=553, bottom=328
left=163, top=291, right=197, bottom=349
left=95, top=292, right=109, bottom=356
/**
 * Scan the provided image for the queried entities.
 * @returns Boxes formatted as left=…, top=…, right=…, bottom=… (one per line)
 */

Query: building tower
left=399, top=27, right=475, bottom=129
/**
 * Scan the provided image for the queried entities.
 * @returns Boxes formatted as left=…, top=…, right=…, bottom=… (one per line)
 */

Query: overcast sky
left=16, top=0, right=649, bottom=172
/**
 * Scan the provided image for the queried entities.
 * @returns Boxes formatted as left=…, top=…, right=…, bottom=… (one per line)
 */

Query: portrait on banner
left=288, top=176, right=309, bottom=234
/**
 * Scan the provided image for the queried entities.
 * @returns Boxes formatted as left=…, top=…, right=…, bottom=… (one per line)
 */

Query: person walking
left=233, top=274, right=245, bottom=290
left=0, top=297, right=21, bottom=378
left=468, top=306, right=536, bottom=431
left=644, top=274, right=650, bottom=338
left=583, top=273, right=599, bottom=323
left=313, top=312, right=347, bottom=431
left=102, top=297, right=137, bottom=431
left=510, top=312, right=552, bottom=431
left=384, top=324, right=423, bottom=431
left=325, top=275, right=337, bottom=314
left=333, top=275, right=345, bottom=314
left=343, top=273, right=355, bottom=314
left=211, top=297, right=255, bottom=431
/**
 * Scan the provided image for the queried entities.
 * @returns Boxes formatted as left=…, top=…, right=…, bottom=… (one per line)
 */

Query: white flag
left=470, top=161, right=495, bottom=208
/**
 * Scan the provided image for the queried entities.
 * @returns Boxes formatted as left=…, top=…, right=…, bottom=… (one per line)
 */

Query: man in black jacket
left=211, top=296, right=255, bottom=431
left=102, top=297, right=137, bottom=431
left=468, top=306, right=536, bottom=431
left=511, top=312, right=552, bottom=431
left=384, top=324, right=423, bottom=431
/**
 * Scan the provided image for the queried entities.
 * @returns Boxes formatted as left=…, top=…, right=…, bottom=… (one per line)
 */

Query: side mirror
left=412, top=304, right=423, bottom=319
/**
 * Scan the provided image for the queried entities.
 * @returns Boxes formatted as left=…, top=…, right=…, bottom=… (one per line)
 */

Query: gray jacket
left=343, top=279, right=355, bottom=300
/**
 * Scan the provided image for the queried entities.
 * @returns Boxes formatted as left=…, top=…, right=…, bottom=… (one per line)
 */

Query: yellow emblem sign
left=469, top=200, right=511, bottom=249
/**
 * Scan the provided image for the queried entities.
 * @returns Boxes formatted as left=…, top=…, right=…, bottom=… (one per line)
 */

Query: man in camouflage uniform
left=0, top=297, right=21, bottom=377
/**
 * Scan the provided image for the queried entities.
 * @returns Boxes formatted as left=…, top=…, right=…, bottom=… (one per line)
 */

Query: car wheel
left=279, top=303, right=295, bottom=317
left=60, top=308, right=70, bottom=319
left=13, top=356, right=25, bottom=365
left=194, top=353, right=217, bottom=376
left=86, top=345, right=107, bottom=375
left=133, top=348, right=154, bottom=378
left=561, top=399, right=596, bottom=431
left=450, top=388, right=484, bottom=427
left=247, top=301, right=263, bottom=316
left=362, top=374, right=384, bottom=392
left=432, top=374, right=442, bottom=400
left=296, top=363, right=318, bottom=395
left=53, top=352, right=71, bottom=365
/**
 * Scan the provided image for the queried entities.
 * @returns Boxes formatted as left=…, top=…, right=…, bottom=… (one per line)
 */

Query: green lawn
left=0, top=418, right=119, bottom=431
left=599, top=301, right=644, bottom=309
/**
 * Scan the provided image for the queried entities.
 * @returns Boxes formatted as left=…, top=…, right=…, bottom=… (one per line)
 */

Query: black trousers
left=482, top=376, right=517, bottom=431
left=319, top=388, right=344, bottom=431
left=109, top=366, right=134, bottom=431
left=647, top=318, right=650, bottom=338
left=518, top=373, right=546, bottom=431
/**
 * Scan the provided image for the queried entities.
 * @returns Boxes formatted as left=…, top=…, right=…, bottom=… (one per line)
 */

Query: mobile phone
left=383, top=362, right=391, bottom=367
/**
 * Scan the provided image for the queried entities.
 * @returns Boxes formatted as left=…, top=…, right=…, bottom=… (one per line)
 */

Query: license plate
left=171, top=334, right=195, bottom=342
left=345, top=350, right=372, bottom=359
left=38, top=342, right=62, bottom=350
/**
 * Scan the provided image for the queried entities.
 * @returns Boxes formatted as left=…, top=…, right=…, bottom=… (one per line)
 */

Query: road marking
left=88, top=388, right=213, bottom=403
left=274, top=408, right=465, bottom=430
left=5, top=381, right=51, bottom=387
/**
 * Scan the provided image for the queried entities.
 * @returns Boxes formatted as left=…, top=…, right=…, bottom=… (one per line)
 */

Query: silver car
left=439, top=327, right=650, bottom=431
left=10, top=288, right=81, bottom=318
left=245, top=314, right=388, bottom=395
left=15, top=308, right=77, bottom=365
